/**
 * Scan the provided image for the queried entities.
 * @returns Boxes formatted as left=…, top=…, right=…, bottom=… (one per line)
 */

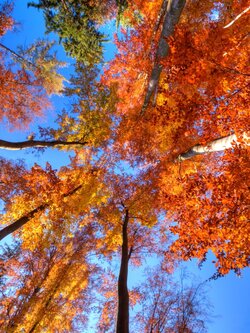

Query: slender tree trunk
left=28, top=260, right=72, bottom=333
left=178, top=132, right=249, bottom=160
left=0, top=204, right=48, bottom=241
left=8, top=246, right=81, bottom=332
left=0, top=184, right=82, bottom=241
left=142, top=0, right=186, bottom=113
left=116, top=209, right=129, bottom=333
left=6, top=256, right=55, bottom=332
left=28, top=282, right=60, bottom=333
left=0, top=139, right=87, bottom=150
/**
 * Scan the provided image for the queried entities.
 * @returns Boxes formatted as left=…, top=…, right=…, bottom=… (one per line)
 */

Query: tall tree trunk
left=0, top=139, right=87, bottom=150
left=116, top=209, right=129, bottom=333
left=178, top=132, right=249, bottom=160
left=142, top=0, right=186, bottom=113
left=0, top=204, right=48, bottom=241
left=6, top=256, right=55, bottom=332
left=0, top=184, right=82, bottom=241
left=28, top=275, right=63, bottom=333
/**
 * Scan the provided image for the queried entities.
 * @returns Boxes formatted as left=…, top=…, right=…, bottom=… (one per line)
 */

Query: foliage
left=18, top=40, right=67, bottom=96
left=101, top=0, right=250, bottom=274
left=28, top=0, right=117, bottom=65
left=0, top=231, right=99, bottom=332
left=0, top=4, right=67, bottom=128
left=47, top=62, right=118, bottom=148
left=0, top=1, right=13, bottom=37
left=0, top=0, right=249, bottom=332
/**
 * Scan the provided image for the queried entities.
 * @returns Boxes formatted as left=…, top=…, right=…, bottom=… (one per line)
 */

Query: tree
left=133, top=267, right=210, bottom=333
left=28, top=0, right=117, bottom=65
left=102, top=0, right=249, bottom=275
left=0, top=3, right=66, bottom=128
left=0, top=228, right=100, bottom=332
left=0, top=61, right=117, bottom=151
left=92, top=171, right=176, bottom=333
left=1, top=165, right=171, bottom=333
left=0, top=161, right=107, bottom=242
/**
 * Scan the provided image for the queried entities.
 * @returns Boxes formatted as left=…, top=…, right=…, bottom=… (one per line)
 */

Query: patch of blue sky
left=207, top=2, right=224, bottom=23
left=187, top=254, right=250, bottom=333
left=114, top=159, right=137, bottom=176
left=209, top=8, right=220, bottom=21
left=99, top=19, right=118, bottom=63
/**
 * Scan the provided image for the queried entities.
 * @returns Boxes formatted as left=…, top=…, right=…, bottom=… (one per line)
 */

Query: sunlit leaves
left=165, top=147, right=250, bottom=274
left=0, top=1, right=13, bottom=37
left=1, top=1, right=250, bottom=331
left=0, top=230, right=98, bottom=332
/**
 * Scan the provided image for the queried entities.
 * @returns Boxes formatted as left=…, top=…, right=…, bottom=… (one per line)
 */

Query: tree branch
left=128, top=246, right=133, bottom=261
left=0, top=139, right=87, bottom=150
left=0, top=42, right=36, bottom=69
left=223, top=6, right=250, bottom=29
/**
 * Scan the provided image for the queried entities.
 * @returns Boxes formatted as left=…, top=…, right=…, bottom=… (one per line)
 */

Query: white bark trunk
left=179, top=133, right=249, bottom=160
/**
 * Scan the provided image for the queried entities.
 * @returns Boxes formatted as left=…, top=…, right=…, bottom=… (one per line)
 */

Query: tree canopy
left=0, top=0, right=249, bottom=332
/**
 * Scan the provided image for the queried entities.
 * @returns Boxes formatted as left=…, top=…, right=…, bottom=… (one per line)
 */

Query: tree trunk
left=0, top=184, right=82, bottom=241
left=6, top=255, right=56, bottom=332
left=0, top=139, right=87, bottom=150
left=142, top=0, right=186, bottom=113
left=7, top=245, right=82, bottom=332
left=178, top=132, right=249, bottom=160
left=0, top=203, right=48, bottom=241
left=116, top=209, right=129, bottom=333
left=28, top=280, right=61, bottom=333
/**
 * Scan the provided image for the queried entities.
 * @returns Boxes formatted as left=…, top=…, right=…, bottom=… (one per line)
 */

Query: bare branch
left=0, top=139, right=87, bottom=150
left=223, top=6, right=250, bottom=29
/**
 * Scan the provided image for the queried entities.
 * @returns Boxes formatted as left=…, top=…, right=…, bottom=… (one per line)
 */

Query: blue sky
left=1, top=1, right=250, bottom=332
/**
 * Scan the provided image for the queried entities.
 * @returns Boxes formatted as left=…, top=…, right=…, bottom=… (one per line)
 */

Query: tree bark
left=0, top=204, right=48, bottom=241
left=116, top=209, right=129, bottom=333
left=0, top=184, right=83, bottom=241
left=178, top=132, right=249, bottom=160
left=0, top=139, right=87, bottom=150
left=141, top=0, right=186, bottom=113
